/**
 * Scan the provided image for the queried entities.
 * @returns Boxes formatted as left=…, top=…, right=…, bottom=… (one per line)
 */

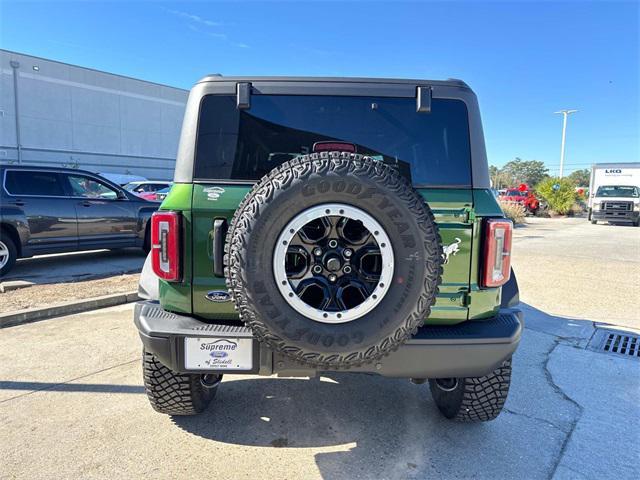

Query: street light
left=554, top=109, right=578, bottom=178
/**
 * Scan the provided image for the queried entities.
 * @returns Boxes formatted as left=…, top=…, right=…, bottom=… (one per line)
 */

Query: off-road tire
left=225, top=151, right=443, bottom=369
left=142, top=350, right=219, bottom=415
left=0, top=232, right=18, bottom=277
left=429, top=358, right=512, bottom=422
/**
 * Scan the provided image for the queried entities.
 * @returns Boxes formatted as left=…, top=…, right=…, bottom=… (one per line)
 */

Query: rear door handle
left=81, top=201, right=92, bottom=207
left=10, top=200, right=25, bottom=206
left=213, top=218, right=228, bottom=277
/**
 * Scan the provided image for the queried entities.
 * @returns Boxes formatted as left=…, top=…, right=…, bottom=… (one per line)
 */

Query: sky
left=1, top=0, right=638, bottom=175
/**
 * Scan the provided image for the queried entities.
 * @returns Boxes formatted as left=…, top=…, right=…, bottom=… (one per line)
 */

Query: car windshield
left=195, top=95, right=472, bottom=186
left=507, top=190, right=525, bottom=196
left=596, top=186, right=639, bottom=197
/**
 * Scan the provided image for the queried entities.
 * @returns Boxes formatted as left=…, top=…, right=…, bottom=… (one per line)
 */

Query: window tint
left=195, top=95, right=472, bottom=186
left=4, top=170, right=65, bottom=196
left=66, top=175, right=118, bottom=199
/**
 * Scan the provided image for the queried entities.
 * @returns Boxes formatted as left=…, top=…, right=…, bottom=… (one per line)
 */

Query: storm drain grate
left=603, top=333, right=640, bottom=356
left=589, top=328, right=640, bottom=358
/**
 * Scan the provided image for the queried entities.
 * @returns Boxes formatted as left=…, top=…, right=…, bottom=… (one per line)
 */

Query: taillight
left=151, top=211, right=181, bottom=281
left=481, top=219, right=512, bottom=288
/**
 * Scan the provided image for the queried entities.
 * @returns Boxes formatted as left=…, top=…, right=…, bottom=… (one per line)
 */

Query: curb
left=0, top=291, right=139, bottom=328
left=0, top=280, right=35, bottom=293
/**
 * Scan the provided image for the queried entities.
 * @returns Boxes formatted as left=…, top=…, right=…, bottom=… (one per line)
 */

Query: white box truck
left=588, top=162, right=640, bottom=226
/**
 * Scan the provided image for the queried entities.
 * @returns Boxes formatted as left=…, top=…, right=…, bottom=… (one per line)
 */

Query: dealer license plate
left=184, top=337, right=253, bottom=370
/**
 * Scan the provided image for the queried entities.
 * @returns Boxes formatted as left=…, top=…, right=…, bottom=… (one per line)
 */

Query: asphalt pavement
left=1, top=217, right=638, bottom=479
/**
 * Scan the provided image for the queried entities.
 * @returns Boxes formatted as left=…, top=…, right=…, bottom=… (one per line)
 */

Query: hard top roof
left=196, top=75, right=470, bottom=89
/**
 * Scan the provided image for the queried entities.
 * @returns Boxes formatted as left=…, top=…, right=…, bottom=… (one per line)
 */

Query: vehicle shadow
left=172, top=302, right=598, bottom=479
left=4, top=248, right=145, bottom=285
left=596, top=221, right=638, bottom=227
left=0, top=380, right=145, bottom=395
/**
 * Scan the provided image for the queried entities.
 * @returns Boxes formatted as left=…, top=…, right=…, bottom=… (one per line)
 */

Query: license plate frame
left=184, top=336, right=254, bottom=371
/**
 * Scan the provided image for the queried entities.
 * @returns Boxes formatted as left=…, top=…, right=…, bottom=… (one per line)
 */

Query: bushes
left=499, top=200, right=526, bottom=224
left=536, top=177, right=577, bottom=215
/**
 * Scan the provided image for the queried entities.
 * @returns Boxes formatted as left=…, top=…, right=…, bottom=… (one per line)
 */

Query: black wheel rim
left=274, top=204, right=394, bottom=323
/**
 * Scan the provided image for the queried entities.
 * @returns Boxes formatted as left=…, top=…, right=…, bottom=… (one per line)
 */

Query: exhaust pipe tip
left=200, top=374, right=222, bottom=389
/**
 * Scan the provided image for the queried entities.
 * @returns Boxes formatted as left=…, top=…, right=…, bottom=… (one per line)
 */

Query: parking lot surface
left=1, top=218, right=638, bottom=479
left=512, top=217, right=640, bottom=330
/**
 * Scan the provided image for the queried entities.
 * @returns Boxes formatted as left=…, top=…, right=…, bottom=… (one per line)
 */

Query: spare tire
left=225, top=152, right=442, bottom=368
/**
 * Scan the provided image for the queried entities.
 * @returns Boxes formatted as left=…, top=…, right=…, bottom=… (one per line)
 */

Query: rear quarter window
left=194, top=95, right=472, bottom=186
left=4, top=170, right=66, bottom=196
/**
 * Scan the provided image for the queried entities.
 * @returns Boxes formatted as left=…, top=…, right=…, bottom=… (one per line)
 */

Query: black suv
left=0, top=165, right=158, bottom=276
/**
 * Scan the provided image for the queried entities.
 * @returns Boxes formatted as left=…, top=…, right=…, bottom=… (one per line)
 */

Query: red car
left=137, top=191, right=161, bottom=202
left=499, top=187, right=540, bottom=215
left=499, top=188, right=529, bottom=203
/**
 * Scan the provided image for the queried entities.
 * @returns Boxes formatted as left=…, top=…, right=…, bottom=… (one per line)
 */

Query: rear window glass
left=4, top=170, right=65, bottom=196
left=195, top=95, right=472, bottom=186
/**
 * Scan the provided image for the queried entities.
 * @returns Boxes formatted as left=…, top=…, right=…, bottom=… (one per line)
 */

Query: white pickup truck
left=588, top=163, right=640, bottom=226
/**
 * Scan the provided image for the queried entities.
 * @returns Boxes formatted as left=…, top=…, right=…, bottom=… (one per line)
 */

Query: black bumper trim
left=592, top=210, right=638, bottom=222
left=134, top=301, right=523, bottom=378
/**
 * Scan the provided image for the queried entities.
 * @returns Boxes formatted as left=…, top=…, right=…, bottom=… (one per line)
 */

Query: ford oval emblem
left=205, top=290, right=232, bottom=303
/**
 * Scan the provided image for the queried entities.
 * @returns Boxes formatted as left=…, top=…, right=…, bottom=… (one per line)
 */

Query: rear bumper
left=592, top=209, right=638, bottom=222
left=134, top=301, right=523, bottom=379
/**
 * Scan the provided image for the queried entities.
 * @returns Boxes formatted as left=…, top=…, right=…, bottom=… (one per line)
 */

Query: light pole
left=554, top=109, right=578, bottom=178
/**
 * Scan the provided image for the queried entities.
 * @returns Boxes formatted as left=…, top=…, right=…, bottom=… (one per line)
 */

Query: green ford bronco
left=134, top=76, right=522, bottom=422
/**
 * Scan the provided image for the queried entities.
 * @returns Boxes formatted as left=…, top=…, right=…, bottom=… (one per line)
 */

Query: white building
left=0, top=50, right=188, bottom=180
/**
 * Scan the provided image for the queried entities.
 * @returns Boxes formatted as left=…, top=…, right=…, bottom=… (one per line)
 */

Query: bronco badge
left=203, top=186, right=225, bottom=201
left=442, top=238, right=462, bottom=264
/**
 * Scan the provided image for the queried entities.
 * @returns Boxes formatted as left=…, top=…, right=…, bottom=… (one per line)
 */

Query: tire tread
left=224, top=152, right=443, bottom=368
left=142, top=350, right=215, bottom=415
left=429, top=359, right=512, bottom=422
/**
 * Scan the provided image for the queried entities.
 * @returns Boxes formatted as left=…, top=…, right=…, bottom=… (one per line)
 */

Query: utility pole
left=554, top=109, right=577, bottom=178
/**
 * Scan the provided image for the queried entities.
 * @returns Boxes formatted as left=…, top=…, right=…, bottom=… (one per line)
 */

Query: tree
left=537, top=177, right=577, bottom=214
left=500, top=158, right=549, bottom=187
left=489, top=165, right=502, bottom=188
left=489, top=164, right=516, bottom=189
left=567, top=169, right=590, bottom=187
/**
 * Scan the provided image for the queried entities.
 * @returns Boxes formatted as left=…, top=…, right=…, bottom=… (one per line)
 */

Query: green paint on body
left=158, top=184, right=194, bottom=314
left=160, top=183, right=506, bottom=325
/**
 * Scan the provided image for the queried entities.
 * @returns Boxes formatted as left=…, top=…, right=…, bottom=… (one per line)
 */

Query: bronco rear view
left=134, top=76, right=522, bottom=422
